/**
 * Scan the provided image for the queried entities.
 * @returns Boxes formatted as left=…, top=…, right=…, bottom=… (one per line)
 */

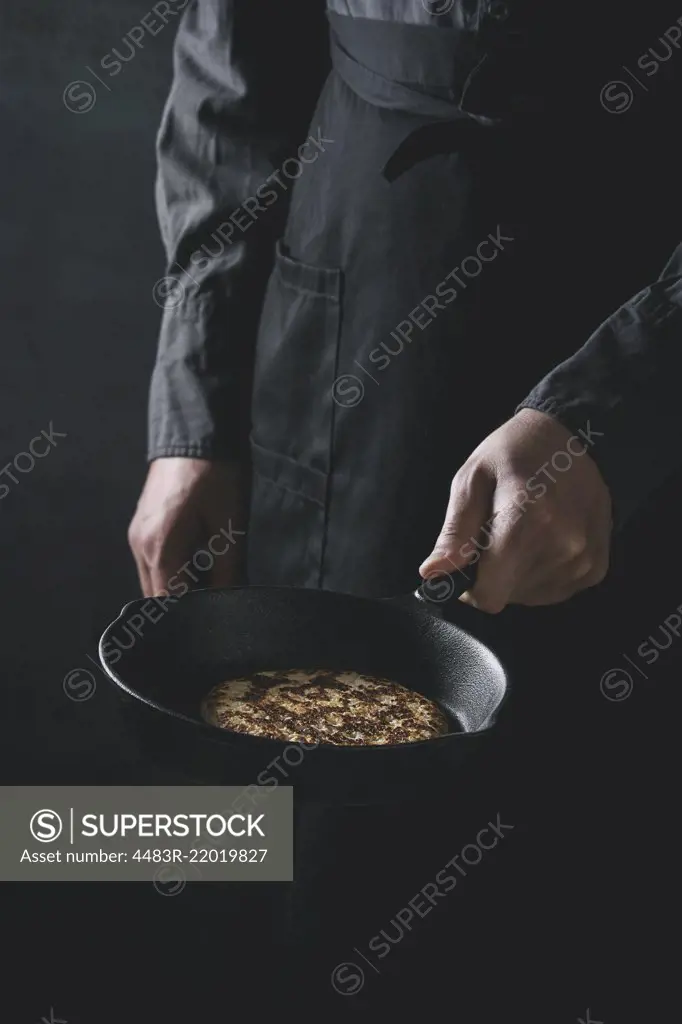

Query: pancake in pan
left=201, top=669, right=450, bottom=746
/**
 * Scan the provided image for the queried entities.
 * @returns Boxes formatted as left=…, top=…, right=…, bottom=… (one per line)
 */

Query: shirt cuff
left=147, top=290, right=251, bottom=463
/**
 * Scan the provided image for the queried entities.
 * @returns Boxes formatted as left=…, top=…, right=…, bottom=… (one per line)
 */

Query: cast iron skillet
left=98, top=567, right=510, bottom=804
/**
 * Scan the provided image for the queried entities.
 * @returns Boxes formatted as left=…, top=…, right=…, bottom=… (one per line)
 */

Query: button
left=488, top=0, right=510, bottom=19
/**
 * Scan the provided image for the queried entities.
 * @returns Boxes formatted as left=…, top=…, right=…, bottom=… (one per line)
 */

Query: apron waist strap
left=327, top=11, right=548, bottom=181
left=328, top=11, right=489, bottom=122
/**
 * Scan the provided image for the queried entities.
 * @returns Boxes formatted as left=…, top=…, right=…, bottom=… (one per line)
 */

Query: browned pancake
left=200, top=669, right=449, bottom=746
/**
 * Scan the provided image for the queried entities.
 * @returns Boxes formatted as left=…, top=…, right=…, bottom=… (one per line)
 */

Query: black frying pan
left=98, top=567, right=510, bottom=804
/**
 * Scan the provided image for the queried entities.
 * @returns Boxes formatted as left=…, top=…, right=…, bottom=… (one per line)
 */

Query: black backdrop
left=0, top=5, right=255, bottom=1019
left=1, top=2, right=168, bottom=782
left=2, top=2, right=681, bottom=1020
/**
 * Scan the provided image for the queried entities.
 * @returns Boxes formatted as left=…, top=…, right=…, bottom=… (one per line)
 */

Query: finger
left=128, top=524, right=154, bottom=597
left=149, top=556, right=183, bottom=598
left=420, top=465, right=494, bottom=578
left=150, top=542, right=200, bottom=597
left=514, top=548, right=609, bottom=606
left=148, top=518, right=203, bottom=598
left=460, top=496, right=533, bottom=613
left=514, top=576, right=590, bottom=606
left=133, top=550, right=154, bottom=598
left=506, top=512, right=611, bottom=604
left=466, top=491, right=604, bottom=611
left=510, top=554, right=586, bottom=604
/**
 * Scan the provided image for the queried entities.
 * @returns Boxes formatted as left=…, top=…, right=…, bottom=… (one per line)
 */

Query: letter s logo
left=30, top=809, right=63, bottom=842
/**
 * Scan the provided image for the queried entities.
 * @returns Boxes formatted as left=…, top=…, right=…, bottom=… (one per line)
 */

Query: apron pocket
left=248, top=241, right=343, bottom=587
left=250, top=239, right=342, bottom=472
left=247, top=439, right=328, bottom=588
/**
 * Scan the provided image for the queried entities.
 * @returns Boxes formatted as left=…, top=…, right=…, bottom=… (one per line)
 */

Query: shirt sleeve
left=148, top=0, right=330, bottom=462
left=516, top=242, right=682, bottom=528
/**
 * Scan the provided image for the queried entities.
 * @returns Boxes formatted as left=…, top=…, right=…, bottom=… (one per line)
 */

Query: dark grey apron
left=245, top=10, right=668, bottom=598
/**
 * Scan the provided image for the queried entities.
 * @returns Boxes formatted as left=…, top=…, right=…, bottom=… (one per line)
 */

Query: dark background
left=1, top=2, right=681, bottom=1020
left=0, top=4, right=258, bottom=1019
left=1, top=1, right=167, bottom=779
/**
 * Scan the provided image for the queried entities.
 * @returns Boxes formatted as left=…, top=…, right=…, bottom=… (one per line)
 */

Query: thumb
left=419, top=466, right=494, bottom=578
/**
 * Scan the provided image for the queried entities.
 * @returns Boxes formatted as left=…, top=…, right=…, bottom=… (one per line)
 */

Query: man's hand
left=419, top=409, right=612, bottom=612
left=128, top=458, right=247, bottom=597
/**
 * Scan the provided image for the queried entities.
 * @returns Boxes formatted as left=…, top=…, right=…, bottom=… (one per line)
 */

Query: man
left=125, top=4, right=681, bottom=1003
left=129, top=0, right=681, bottom=610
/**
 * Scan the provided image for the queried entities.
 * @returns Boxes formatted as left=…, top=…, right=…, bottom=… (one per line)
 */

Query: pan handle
left=384, top=559, right=479, bottom=619
left=416, top=558, right=478, bottom=610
